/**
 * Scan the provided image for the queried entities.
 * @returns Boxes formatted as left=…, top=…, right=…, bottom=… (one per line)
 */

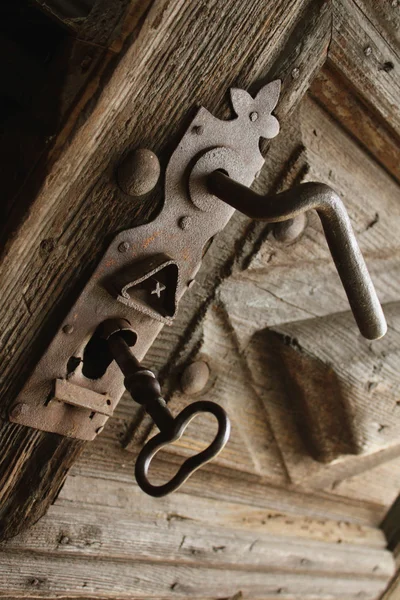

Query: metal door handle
left=208, top=172, right=386, bottom=341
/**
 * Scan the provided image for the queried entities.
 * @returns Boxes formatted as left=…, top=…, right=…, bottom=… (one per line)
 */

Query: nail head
left=180, top=360, right=210, bottom=395
left=117, top=148, right=160, bottom=197
left=179, top=216, right=192, bottom=230
left=118, top=241, right=130, bottom=253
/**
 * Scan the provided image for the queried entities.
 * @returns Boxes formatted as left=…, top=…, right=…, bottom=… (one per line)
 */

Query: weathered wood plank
left=1, top=503, right=393, bottom=577
left=310, top=64, right=400, bottom=184
left=330, top=0, right=400, bottom=139
left=0, top=552, right=390, bottom=599
left=57, top=475, right=389, bottom=547
left=330, top=457, right=400, bottom=508
left=353, top=0, right=400, bottom=56
left=71, top=434, right=390, bottom=525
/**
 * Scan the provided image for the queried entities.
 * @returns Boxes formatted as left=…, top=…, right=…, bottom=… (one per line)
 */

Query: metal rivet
left=118, top=241, right=130, bottom=253
left=117, top=148, right=160, bottom=197
left=192, top=125, right=203, bottom=135
left=9, top=403, right=24, bottom=419
left=272, top=213, right=307, bottom=243
left=180, top=360, right=210, bottom=395
left=179, top=216, right=192, bottom=230
left=249, top=112, right=258, bottom=122
left=364, top=46, right=372, bottom=57
left=291, top=67, right=300, bottom=79
left=62, top=324, right=74, bottom=335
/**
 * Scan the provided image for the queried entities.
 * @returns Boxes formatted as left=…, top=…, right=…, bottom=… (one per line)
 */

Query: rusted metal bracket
left=9, top=80, right=282, bottom=440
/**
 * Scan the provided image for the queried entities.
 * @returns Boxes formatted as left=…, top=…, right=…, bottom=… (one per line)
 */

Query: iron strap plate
left=9, top=81, right=281, bottom=440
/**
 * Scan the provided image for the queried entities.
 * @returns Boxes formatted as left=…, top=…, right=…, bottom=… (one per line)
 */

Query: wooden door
left=0, top=1, right=399, bottom=598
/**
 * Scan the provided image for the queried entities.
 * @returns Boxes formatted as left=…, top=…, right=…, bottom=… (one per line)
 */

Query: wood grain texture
left=330, top=0, right=400, bottom=139
left=353, top=0, right=400, bottom=56
left=0, top=0, right=331, bottom=540
left=0, top=474, right=394, bottom=599
left=310, top=63, right=400, bottom=184
left=0, top=552, right=391, bottom=600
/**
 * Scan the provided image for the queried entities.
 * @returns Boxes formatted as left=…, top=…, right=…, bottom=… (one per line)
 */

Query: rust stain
left=181, top=247, right=191, bottom=261
left=105, top=259, right=117, bottom=268
left=142, top=231, right=161, bottom=249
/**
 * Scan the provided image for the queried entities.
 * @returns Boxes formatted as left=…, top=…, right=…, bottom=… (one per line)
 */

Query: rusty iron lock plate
left=9, top=81, right=281, bottom=440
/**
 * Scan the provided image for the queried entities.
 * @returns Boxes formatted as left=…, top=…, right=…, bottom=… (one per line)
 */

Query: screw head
left=9, top=403, right=24, bottom=419
left=62, top=324, right=74, bottom=335
left=117, top=148, right=160, bottom=197
left=272, top=213, right=307, bottom=243
left=180, top=360, right=210, bottom=395
left=192, top=125, right=203, bottom=135
left=118, top=241, right=130, bottom=253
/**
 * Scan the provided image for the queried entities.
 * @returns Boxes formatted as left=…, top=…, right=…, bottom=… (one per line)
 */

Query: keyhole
left=81, top=322, right=137, bottom=380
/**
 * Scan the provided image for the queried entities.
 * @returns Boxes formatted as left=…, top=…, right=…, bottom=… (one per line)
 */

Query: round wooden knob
left=117, top=148, right=160, bottom=197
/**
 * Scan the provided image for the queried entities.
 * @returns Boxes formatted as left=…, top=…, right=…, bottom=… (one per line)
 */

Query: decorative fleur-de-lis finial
left=230, top=79, right=281, bottom=139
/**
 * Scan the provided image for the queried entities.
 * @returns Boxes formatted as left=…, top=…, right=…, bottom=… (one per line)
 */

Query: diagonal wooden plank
left=330, top=0, right=400, bottom=139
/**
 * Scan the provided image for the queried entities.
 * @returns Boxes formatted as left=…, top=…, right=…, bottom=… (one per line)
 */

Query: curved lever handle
left=208, top=172, right=386, bottom=340
left=135, top=400, right=230, bottom=497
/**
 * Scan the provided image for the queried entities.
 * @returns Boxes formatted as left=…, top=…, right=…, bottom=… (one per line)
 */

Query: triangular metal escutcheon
left=112, top=254, right=180, bottom=324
